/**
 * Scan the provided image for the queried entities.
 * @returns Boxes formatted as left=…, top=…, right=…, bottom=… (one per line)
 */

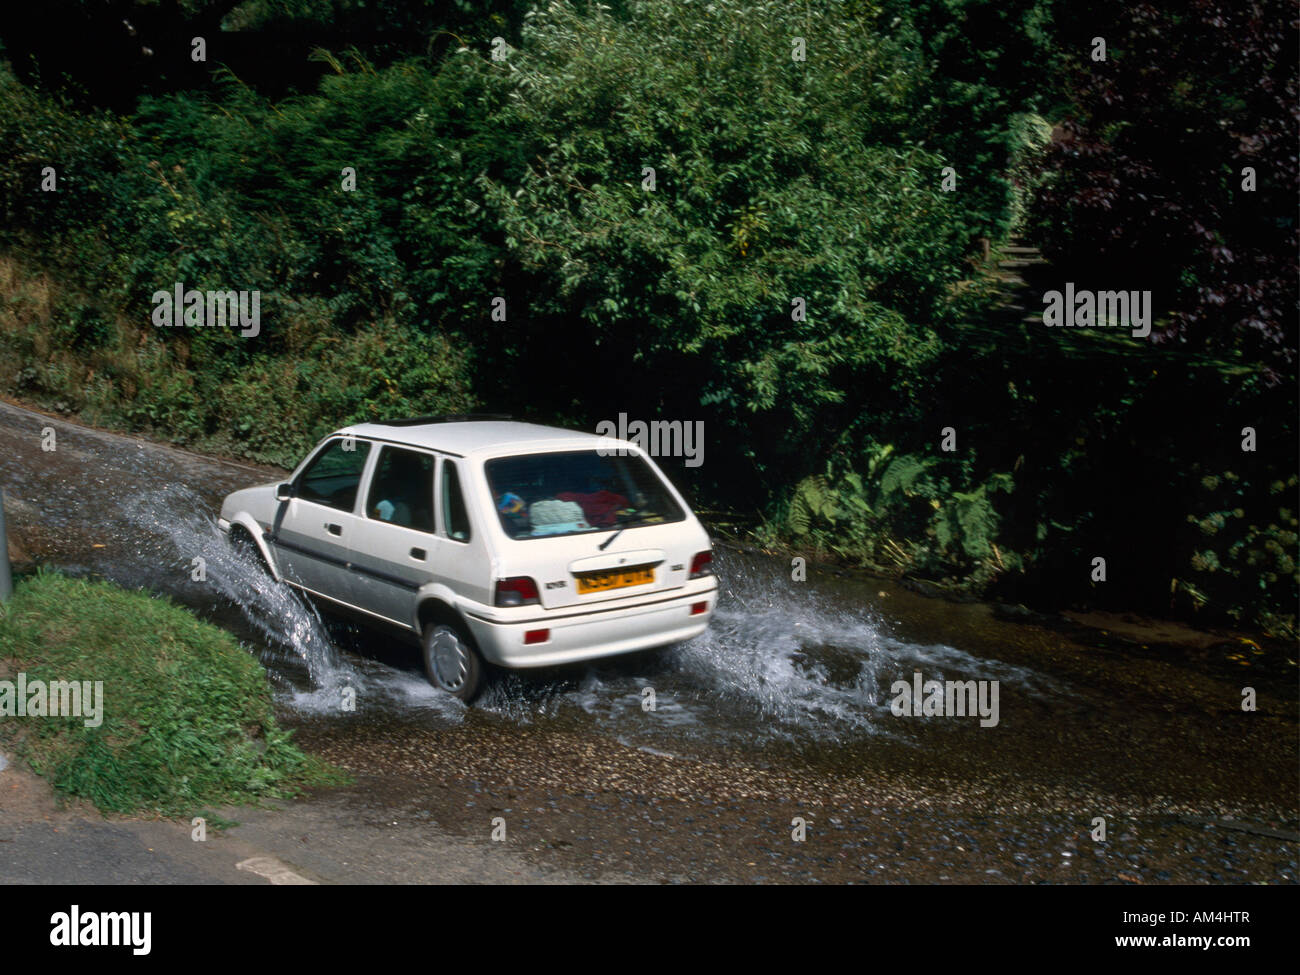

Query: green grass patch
left=0, top=570, right=346, bottom=816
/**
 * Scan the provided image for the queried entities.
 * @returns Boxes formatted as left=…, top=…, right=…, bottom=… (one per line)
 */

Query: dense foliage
left=1032, top=0, right=1298, bottom=376
left=1024, top=0, right=1299, bottom=631
left=480, top=0, right=973, bottom=492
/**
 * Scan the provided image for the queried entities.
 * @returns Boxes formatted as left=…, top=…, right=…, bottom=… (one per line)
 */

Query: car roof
left=338, top=419, right=624, bottom=459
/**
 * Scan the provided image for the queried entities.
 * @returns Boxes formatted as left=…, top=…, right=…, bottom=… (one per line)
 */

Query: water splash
left=118, top=484, right=345, bottom=688
left=662, top=550, right=1065, bottom=740
left=117, top=485, right=468, bottom=723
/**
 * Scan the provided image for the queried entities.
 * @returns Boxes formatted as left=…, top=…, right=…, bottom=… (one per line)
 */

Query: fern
left=788, top=473, right=831, bottom=535
left=878, top=454, right=936, bottom=499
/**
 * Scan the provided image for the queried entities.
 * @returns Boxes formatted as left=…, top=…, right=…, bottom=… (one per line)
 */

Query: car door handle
left=410, top=547, right=427, bottom=561
left=325, top=523, right=342, bottom=536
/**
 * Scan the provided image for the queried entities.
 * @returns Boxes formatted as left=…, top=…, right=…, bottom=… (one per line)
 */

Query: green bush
left=478, top=0, right=981, bottom=497
left=1178, top=473, right=1299, bottom=639
left=784, top=445, right=1018, bottom=585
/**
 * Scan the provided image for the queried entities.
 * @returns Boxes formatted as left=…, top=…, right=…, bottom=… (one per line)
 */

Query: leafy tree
left=477, top=0, right=979, bottom=504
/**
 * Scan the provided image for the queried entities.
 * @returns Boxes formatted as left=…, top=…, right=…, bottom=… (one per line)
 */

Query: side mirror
left=275, top=482, right=294, bottom=502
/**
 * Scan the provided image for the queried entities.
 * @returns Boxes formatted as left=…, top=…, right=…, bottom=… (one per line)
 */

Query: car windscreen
left=484, top=450, right=685, bottom=540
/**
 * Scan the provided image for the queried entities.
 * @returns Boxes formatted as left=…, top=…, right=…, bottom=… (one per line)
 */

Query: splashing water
left=117, top=485, right=467, bottom=722
left=471, top=550, right=1066, bottom=745
left=119, top=485, right=345, bottom=686
left=667, top=552, right=1063, bottom=738
left=673, top=552, right=1062, bottom=733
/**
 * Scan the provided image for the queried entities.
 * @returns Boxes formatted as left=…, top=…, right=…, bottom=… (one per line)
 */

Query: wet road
left=1, top=398, right=1296, bottom=883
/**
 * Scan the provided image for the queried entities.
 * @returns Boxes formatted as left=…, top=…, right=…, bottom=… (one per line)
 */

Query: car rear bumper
left=463, top=583, right=718, bottom=668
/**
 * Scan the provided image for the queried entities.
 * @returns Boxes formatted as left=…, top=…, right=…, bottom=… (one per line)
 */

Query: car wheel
left=422, top=622, right=485, bottom=701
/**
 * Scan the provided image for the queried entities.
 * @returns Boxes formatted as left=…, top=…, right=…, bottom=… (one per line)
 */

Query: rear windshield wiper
left=597, top=514, right=651, bottom=550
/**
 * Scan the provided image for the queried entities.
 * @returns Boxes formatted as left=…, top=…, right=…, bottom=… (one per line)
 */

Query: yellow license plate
left=575, top=566, right=655, bottom=595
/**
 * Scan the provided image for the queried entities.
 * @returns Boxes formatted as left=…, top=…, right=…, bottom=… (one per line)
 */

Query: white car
left=218, top=416, right=717, bottom=700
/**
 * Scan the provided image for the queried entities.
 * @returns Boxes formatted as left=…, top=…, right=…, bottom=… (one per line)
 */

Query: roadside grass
left=0, top=570, right=346, bottom=817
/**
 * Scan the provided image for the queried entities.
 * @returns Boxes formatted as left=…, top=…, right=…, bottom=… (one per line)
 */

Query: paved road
left=1, top=757, right=611, bottom=884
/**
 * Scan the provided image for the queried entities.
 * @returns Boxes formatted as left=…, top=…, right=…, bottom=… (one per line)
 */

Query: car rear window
left=484, top=450, right=685, bottom=540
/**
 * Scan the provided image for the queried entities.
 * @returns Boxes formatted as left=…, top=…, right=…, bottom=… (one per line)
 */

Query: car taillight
left=689, top=551, right=713, bottom=579
left=524, top=629, right=550, bottom=645
left=495, top=576, right=540, bottom=607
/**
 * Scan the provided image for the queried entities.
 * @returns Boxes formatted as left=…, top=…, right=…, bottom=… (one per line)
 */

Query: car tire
left=422, top=622, right=485, bottom=702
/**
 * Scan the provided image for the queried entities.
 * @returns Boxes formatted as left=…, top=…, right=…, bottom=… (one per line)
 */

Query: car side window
left=441, top=460, right=472, bottom=543
left=296, top=438, right=371, bottom=512
left=366, top=446, right=434, bottom=533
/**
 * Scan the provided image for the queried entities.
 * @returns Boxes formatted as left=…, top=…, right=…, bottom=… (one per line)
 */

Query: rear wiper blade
left=597, top=515, right=650, bottom=550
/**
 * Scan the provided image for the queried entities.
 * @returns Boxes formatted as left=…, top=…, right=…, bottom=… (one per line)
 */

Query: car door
left=347, top=444, right=437, bottom=626
left=272, top=436, right=371, bottom=603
